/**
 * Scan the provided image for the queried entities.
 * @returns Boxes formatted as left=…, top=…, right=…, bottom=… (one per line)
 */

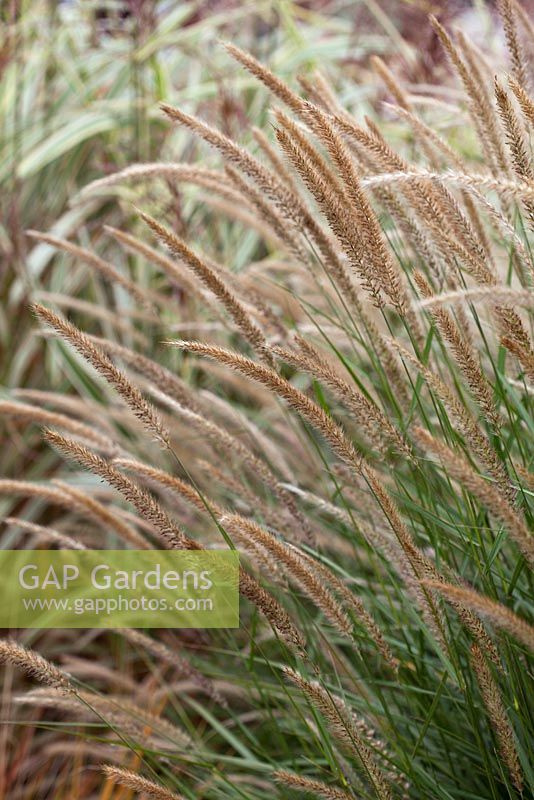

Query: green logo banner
left=0, top=550, right=239, bottom=628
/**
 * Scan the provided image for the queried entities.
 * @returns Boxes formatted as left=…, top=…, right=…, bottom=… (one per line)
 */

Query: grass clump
left=1, top=3, right=533, bottom=799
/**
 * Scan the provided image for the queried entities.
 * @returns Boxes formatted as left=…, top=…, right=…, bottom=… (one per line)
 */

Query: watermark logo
left=0, top=550, right=239, bottom=628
